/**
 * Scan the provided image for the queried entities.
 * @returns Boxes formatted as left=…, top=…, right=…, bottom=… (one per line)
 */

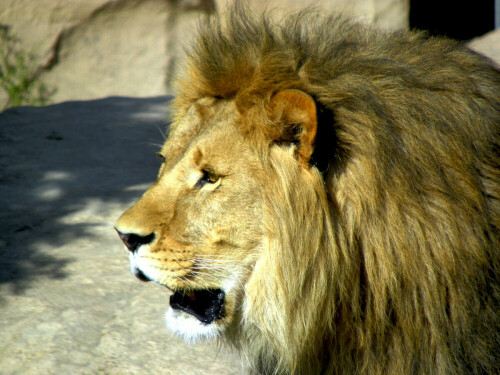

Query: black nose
left=115, top=229, right=155, bottom=252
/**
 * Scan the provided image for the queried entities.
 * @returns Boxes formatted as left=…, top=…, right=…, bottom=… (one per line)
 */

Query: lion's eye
left=196, top=169, right=220, bottom=188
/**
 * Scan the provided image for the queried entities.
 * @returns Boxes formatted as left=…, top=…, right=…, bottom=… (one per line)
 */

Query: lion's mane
left=172, top=6, right=500, bottom=375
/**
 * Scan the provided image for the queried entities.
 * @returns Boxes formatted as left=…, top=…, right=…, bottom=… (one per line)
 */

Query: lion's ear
left=269, top=89, right=317, bottom=166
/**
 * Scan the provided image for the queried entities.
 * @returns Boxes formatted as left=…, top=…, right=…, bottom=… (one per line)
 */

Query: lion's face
left=115, top=99, right=266, bottom=342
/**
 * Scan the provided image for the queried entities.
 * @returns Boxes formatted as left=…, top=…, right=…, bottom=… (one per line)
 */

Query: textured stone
left=469, top=28, right=500, bottom=65
left=216, top=0, right=409, bottom=29
left=0, top=0, right=409, bottom=108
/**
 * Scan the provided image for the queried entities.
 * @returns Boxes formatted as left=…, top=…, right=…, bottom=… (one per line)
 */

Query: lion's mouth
left=170, top=289, right=225, bottom=324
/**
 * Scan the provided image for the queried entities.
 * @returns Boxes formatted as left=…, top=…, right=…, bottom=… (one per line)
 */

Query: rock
left=468, top=29, right=500, bottom=66
left=0, top=96, right=241, bottom=374
left=215, top=0, right=409, bottom=29
left=0, top=0, right=409, bottom=108
left=0, top=0, right=207, bottom=106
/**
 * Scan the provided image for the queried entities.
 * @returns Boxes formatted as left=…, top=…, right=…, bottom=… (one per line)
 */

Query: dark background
left=410, top=0, right=496, bottom=40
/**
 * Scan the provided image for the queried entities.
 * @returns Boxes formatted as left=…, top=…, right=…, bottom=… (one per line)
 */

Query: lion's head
left=115, top=89, right=329, bottom=341
left=115, top=7, right=500, bottom=375
left=115, top=97, right=267, bottom=340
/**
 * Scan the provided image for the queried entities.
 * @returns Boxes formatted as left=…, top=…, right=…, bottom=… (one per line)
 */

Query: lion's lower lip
left=133, top=267, right=151, bottom=282
left=169, top=289, right=225, bottom=324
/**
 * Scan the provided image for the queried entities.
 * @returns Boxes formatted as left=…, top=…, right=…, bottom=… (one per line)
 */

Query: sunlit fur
left=122, top=4, right=500, bottom=375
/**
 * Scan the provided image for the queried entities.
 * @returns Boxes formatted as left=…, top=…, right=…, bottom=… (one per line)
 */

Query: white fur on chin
left=165, top=307, right=221, bottom=344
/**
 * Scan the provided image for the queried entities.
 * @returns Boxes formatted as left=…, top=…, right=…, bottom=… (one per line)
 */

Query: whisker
left=146, top=263, right=189, bottom=272
left=143, top=140, right=164, bottom=148
left=193, top=262, right=243, bottom=274
left=191, top=265, right=247, bottom=290
left=188, top=270, right=223, bottom=281
left=192, top=265, right=237, bottom=277
left=194, top=255, right=240, bottom=261
left=192, top=257, right=241, bottom=264
left=189, top=270, right=246, bottom=291
left=179, top=274, right=205, bottom=290
left=154, top=123, right=168, bottom=141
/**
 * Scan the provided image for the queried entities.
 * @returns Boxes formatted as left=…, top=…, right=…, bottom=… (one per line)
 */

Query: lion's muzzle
left=115, top=227, right=227, bottom=325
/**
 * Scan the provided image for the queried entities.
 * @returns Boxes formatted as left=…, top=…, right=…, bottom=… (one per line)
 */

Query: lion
left=115, top=6, right=500, bottom=375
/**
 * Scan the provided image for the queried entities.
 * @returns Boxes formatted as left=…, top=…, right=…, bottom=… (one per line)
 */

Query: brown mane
left=168, top=5, right=500, bottom=375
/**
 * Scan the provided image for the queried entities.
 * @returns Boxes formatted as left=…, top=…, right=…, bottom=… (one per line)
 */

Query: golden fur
left=116, top=5, right=500, bottom=375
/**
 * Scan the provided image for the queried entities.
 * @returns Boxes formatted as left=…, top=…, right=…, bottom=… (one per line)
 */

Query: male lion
left=115, top=6, right=500, bottom=375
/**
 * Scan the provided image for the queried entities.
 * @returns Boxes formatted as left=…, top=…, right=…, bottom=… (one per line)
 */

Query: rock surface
left=0, top=0, right=409, bottom=108
left=0, top=96, right=242, bottom=374
left=469, top=29, right=500, bottom=66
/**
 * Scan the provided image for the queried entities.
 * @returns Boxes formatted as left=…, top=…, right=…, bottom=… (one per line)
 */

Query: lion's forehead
left=163, top=100, right=249, bottom=170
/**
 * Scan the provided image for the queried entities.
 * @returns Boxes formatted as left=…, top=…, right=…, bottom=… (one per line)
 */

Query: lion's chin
left=165, top=303, right=223, bottom=344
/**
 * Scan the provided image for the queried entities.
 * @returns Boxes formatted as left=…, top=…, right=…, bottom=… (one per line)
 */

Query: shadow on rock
left=0, top=96, right=171, bottom=295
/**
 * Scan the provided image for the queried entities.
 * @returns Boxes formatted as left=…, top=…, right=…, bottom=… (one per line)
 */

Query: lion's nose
left=115, top=229, right=155, bottom=252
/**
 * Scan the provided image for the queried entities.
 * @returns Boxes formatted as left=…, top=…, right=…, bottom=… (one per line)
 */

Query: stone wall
left=0, top=0, right=409, bottom=108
